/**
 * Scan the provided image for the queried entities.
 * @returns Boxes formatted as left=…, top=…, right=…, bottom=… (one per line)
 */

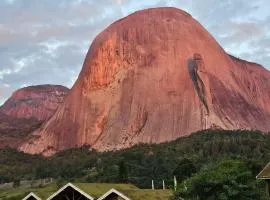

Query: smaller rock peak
left=12, top=85, right=69, bottom=96
left=19, top=84, right=68, bottom=91
left=0, top=84, right=69, bottom=121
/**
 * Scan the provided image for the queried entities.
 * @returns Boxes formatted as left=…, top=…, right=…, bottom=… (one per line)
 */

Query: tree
left=173, top=158, right=196, bottom=183
left=175, top=159, right=261, bottom=200
left=118, top=160, right=128, bottom=183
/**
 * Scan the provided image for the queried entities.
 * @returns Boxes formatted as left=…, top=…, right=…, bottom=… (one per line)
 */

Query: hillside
left=0, top=130, right=270, bottom=199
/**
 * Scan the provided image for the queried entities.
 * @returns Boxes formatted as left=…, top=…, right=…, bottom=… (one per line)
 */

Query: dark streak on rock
left=187, top=54, right=209, bottom=114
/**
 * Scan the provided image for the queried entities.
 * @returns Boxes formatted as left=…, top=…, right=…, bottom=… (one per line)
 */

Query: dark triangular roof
left=47, top=183, right=94, bottom=200
left=97, top=189, right=130, bottom=200
left=257, top=162, right=270, bottom=179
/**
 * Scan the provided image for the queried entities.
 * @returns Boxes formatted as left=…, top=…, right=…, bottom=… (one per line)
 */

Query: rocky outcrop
left=19, top=7, right=270, bottom=156
left=0, top=85, right=69, bottom=121
left=0, top=85, right=69, bottom=148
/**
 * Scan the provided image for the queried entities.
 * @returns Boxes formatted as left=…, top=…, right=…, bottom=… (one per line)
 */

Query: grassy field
left=0, top=182, right=173, bottom=200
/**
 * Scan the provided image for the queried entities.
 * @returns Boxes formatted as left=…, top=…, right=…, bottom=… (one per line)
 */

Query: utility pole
left=174, top=176, right=177, bottom=191
left=163, top=180, right=165, bottom=190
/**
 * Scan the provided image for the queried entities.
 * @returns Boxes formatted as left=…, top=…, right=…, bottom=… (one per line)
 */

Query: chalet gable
left=47, top=183, right=94, bottom=200
left=256, top=162, right=270, bottom=179
left=97, top=189, right=130, bottom=200
left=22, top=192, right=42, bottom=200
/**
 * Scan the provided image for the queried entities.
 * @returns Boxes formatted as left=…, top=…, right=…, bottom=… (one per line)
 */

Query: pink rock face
left=0, top=85, right=69, bottom=148
left=19, top=7, right=270, bottom=156
left=0, top=85, right=69, bottom=121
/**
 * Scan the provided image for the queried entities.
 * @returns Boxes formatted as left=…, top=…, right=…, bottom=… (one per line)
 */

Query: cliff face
left=0, top=85, right=69, bottom=148
left=19, top=7, right=270, bottom=156
left=0, top=112, right=41, bottom=148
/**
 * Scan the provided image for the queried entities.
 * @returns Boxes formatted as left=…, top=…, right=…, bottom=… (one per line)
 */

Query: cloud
left=220, top=22, right=264, bottom=42
left=0, top=83, right=11, bottom=105
left=0, top=0, right=269, bottom=104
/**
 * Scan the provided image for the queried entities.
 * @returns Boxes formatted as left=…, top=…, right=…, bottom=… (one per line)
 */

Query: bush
left=176, top=159, right=262, bottom=200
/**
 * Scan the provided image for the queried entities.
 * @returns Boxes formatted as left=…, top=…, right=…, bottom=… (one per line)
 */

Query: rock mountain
left=0, top=85, right=68, bottom=148
left=19, top=7, right=270, bottom=156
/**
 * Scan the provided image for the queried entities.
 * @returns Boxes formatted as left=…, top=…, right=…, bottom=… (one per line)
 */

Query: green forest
left=0, top=129, right=270, bottom=200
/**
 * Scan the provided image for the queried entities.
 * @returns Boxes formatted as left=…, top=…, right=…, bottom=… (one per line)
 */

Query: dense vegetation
left=173, top=159, right=266, bottom=200
left=0, top=129, right=269, bottom=199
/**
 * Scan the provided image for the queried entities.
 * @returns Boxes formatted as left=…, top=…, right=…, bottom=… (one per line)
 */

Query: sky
left=0, top=0, right=270, bottom=105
